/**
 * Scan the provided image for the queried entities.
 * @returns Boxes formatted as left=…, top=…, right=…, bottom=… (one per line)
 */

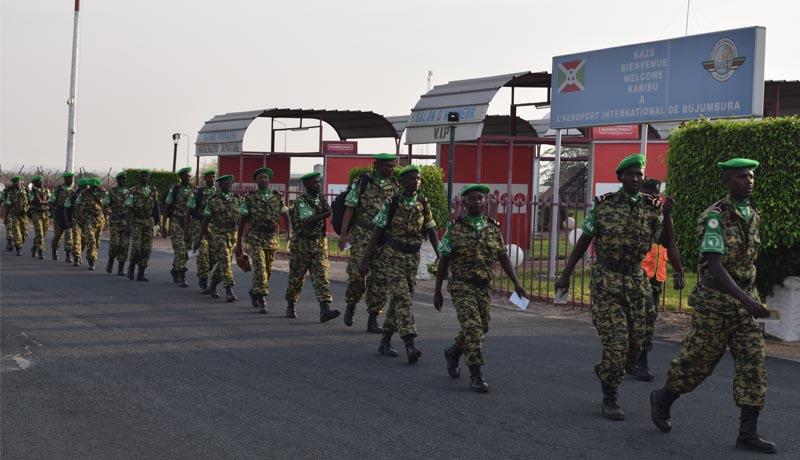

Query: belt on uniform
left=453, top=278, right=491, bottom=289
left=386, top=238, right=420, bottom=254
left=250, top=224, right=275, bottom=235
left=596, top=256, right=640, bottom=275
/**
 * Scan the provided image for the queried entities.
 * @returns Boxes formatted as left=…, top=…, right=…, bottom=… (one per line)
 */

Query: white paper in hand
left=509, top=292, right=529, bottom=310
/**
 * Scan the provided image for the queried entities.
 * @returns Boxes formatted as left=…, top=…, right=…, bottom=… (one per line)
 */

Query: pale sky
left=1, top=0, right=798, bottom=174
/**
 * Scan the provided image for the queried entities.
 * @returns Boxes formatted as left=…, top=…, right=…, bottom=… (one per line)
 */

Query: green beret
left=138, top=169, right=152, bottom=175
left=76, top=178, right=89, bottom=187
left=115, top=171, right=127, bottom=179
left=252, top=167, right=273, bottom=180
left=300, top=171, right=321, bottom=181
left=31, top=175, right=44, bottom=182
left=63, top=172, right=75, bottom=178
left=717, top=158, right=759, bottom=170
left=373, top=153, right=397, bottom=162
left=615, top=153, right=646, bottom=174
left=398, top=165, right=421, bottom=177
left=10, top=175, right=21, bottom=182
left=176, top=166, right=192, bottom=176
left=217, top=175, right=234, bottom=182
left=202, top=169, right=217, bottom=176
left=88, top=178, right=102, bottom=187
left=460, top=184, right=491, bottom=196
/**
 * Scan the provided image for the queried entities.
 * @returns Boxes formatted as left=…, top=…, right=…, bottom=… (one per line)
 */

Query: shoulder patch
left=595, top=192, right=614, bottom=202
left=487, top=217, right=500, bottom=228
left=643, top=193, right=662, bottom=209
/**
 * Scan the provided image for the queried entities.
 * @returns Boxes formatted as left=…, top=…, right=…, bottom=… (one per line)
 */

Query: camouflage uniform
left=372, top=194, right=436, bottom=337
left=103, top=185, right=130, bottom=264
left=28, top=185, right=51, bottom=254
left=64, top=190, right=84, bottom=264
left=205, top=191, right=243, bottom=288
left=3, top=185, right=29, bottom=248
left=344, top=171, right=400, bottom=312
left=666, top=195, right=766, bottom=408
left=76, top=187, right=106, bottom=263
left=165, top=184, right=194, bottom=273
left=581, top=189, right=663, bottom=388
left=187, top=186, right=215, bottom=280
left=438, top=215, right=506, bottom=367
left=285, top=193, right=331, bottom=303
left=124, top=184, right=158, bottom=268
left=241, top=189, right=285, bottom=296
left=49, top=183, right=74, bottom=255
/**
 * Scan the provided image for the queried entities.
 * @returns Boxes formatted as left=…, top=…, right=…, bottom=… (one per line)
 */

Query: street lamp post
left=446, top=112, right=459, bottom=216
left=172, top=133, right=180, bottom=172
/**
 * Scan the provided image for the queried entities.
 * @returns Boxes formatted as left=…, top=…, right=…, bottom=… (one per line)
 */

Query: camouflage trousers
left=590, top=265, right=648, bottom=388
left=190, top=220, right=210, bottom=279
left=30, top=212, right=50, bottom=252
left=209, top=228, right=236, bottom=287
left=642, top=276, right=663, bottom=353
left=449, top=281, right=491, bottom=367
left=70, top=224, right=83, bottom=262
left=129, top=217, right=154, bottom=268
left=108, top=219, right=130, bottom=262
left=169, top=217, right=189, bottom=272
left=378, top=248, right=419, bottom=337
left=666, top=287, right=767, bottom=408
left=344, top=225, right=388, bottom=313
left=285, top=236, right=332, bottom=303
left=81, top=214, right=105, bottom=262
left=6, top=214, right=28, bottom=247
left=245, top=230, right=278, bottom=295
left=51, top=220, right=73, bottom=253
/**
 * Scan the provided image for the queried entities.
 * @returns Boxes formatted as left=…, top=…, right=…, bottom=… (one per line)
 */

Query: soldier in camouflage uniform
left=164, top=167, right=194, bottom=287
left=434, top=184, right=528, bottom=393
left=555, top=154, right=675, bottom=421
left=125, top=170, right=161, bottom=281
left=185, top=170, right=216, bottom=292
left=358, top=165, right=439, bottom=364
left=76, top=178, right=106, bottom=270
left=1, top=186, right=10, bottom=252
left=49, top=172, right=75, bottom=261
left=64, top=178, right=88, bottom=266
left=235, top=168, right=291, bottom=312
left=282, top=171, right=339, bottom=322
left=197, top=175, right=242, bottom=302
left=650, top=158, right=776, bottom=454
left=103, top=171, right=130, bottom=275
left=2, top=176, right=29, bottom=256
left=339, top=153, right=400, bottom=333
left=27, top=175, right=51, bottom=259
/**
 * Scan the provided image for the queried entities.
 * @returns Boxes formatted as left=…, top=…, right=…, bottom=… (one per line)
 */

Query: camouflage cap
left=615, top=153, right=646, bottom=174
left=717, top=158, right=759, bottom=170
left=252, top=167, right=273, bottom=180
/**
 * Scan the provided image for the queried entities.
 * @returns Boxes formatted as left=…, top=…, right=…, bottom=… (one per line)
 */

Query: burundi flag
left=557, top=60, right=586, bottom=93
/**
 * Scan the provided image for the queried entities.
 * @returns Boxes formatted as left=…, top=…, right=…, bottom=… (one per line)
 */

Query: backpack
left=378, top=194, right=430, bottom=247
left=331, top=172, right=373, bottom=235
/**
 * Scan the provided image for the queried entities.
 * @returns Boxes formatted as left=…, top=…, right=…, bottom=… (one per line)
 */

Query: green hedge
left=347, top=164, right=448, bottom=231
left=666, top=116, right=800, bottom=297
left=120, top=169, right=179, bottom=204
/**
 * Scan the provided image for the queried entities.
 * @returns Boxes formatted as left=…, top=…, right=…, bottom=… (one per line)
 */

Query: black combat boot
left=225, top=287, right=237, bottom=303
left=5, top=242, right=11, bottom=251
left=378, top=331, right=399, bottom=357
left=87, top=257, right=96, bottom=271
left=31, top=246, right=36, bottom=257
left=248, top=290, right=258, bottom=308
left=15, top=246, right=22, bottom=256
left=468, top=365, right=490, bottom=393
left=72, top=256, right=80, bottom=266
left=208, top=281, right=220, bottom=298
left=37, top=250, right=44, bottom=260
left=650, top=385, right=680, bottom=432
left=170, top=269, right=179, bottom=284
left=117, top=261, right=125, bottom=276
left=628, top=351, right=655, bottom=382
left=52, top=248, right=59, bottom=261
left=402, top=335, right=422, bottom=364
left=136, top=266, right=149, bottom=282
left=595, top=363, right=624, bottom=420
left=444, top=345, right=463, bottom=378
left=735, top=406, right=777, bottom=453
left=105, top=257, right=115, bottom=273
left=65, top=251, right=72, bottom=263
left=178, top=271, right=188, bottom=288
left=199, top=277, right=209, bottom=294
left=285, top=301, right=297, bottom=318
left=127, top=263, right=136, bottom=280
left=367, top=312, right=383, bottom=333
left=319, top=302, right=340, bottom=323
left=343, top=304, right=356, bottom=326
left=257, top=296, right=268, bottom=314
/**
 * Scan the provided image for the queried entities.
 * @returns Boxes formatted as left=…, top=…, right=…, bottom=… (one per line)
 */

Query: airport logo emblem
left=557, top=60, right=586, bottom=93
left=702, top=38, right=746, bottom=82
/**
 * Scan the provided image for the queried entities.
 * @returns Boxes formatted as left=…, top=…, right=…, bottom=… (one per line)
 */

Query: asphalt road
left=2, top=242, right=799, bottom=460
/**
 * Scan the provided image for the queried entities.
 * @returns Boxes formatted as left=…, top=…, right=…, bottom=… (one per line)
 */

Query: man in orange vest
left=631, top=178, right=685, bottom=381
